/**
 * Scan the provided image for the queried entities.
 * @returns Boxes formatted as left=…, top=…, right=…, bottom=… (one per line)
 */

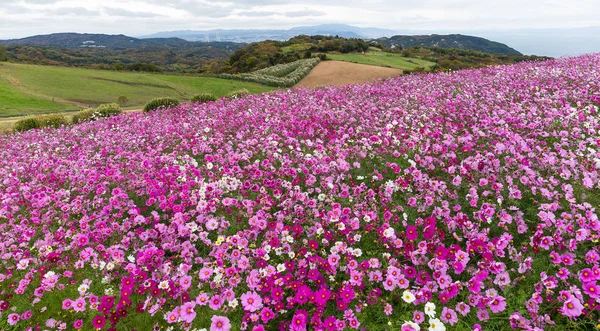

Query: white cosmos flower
left=402, top=290, right=416, bottom=303
left=424, top=302, right=436, bottom=318
left=402, top=321, right=421, bottom=331
left=428, top=318, right=445, bottom=331
left=383, top=228, right=395, bottom=238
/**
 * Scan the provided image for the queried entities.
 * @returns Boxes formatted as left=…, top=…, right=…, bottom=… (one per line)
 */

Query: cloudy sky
left=0, top=0, right=599, bottom=39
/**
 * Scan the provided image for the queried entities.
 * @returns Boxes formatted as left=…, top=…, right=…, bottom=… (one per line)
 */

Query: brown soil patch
left=297, top=61, right=403, bottom=88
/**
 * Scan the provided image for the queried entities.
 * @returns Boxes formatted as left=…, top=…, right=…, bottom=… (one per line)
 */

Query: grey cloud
left=236, top=9, right=326, bottom=18
left=103, top=8, right=164, bottom=18
left=47, top=7, right=102, bottom=16
left=237, top=11, right=277, bottom=17
left=20, top=0, right=59, bottom=3
left=284, top=9, right=326, bottom=17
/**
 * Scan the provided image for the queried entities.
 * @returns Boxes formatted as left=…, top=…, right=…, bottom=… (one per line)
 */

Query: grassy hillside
left=0, top=76, right=70, bottom=117
left=323, top=50, right=436, bottom=70
left=0, top=62, right=274, bottom=115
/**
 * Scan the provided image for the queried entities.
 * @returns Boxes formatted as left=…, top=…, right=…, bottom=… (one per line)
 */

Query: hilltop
left=0, top=33, right=241, bottom=50
left=375, top=34, right=522, bottom=55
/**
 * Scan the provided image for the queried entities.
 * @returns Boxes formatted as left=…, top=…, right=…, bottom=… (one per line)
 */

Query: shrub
left=72, top=108, right=97, bottom=124
left=218, top=58, right=321, bottom=87
left=96, top=103, right=122, bottom=117
left=226, top=89, right=249, bottom=99
left=143, top=98, right=180, bottom=113
left=117, top=96, right=129, bottom=107
left=72, top=104, right=122, bottom=124
left=190, top=93, right=217, bottom=104
left=13, top=117, right=40, bottom=132
left=37, top=114, right=68, bottom=128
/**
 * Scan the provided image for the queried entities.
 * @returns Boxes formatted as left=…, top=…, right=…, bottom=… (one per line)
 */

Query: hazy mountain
left=141, top=24, right=396, bottom=43
left=376, top=34, right=522, bottom=55
left=0, top=33, right=242, bottom=50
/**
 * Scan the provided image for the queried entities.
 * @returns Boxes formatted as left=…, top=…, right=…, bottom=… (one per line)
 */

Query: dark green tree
left=0, top=46, right=8, bottom=61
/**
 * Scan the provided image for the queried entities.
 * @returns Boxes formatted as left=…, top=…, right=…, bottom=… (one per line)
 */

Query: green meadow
left=0, top=62, right=275, bottom=116
left=324, top=50, right=436, bottom=70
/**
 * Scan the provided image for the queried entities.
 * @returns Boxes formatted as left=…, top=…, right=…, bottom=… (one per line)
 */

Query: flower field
left=0, top=54, right=599, bottom=331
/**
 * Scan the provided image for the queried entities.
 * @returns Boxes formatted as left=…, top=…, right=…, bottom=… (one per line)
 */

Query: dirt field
left=297, top=61, right=403, bottom=88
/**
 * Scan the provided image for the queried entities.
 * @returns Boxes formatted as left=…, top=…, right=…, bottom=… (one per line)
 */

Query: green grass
left=281, top=43, right=313, bottom=53
left=324, top=51, right=436, bottom=70
left=0, top=76, right=70, bottom=117
left=0, top=63, right=275, bottom=116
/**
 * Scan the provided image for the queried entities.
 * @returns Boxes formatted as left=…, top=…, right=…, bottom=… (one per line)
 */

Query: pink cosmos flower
left=166, top=310, right=179, bottom=324
left=7, top=313, right=20, bottom=326
left=180, top=302, right=196, bottom=323
left=411, top=311, right=424, bottom=324
left=62, top=299, right=73, bottom=310
left=441, top=307, right=458, bottom=326
left=211, top=315, right=231, bottom=331
left=583, top=282, right=599, bottom=298
left=241, top=291, right=263, bottom=312
left=456, top=302, right=471, bottom=316
left=73, top=297, right=86, bottom=312
left=209, top=295, right=223, bottom=310
left=489, top=296, right=507, bottom=313
left=562, top=297, right=584, bottom=318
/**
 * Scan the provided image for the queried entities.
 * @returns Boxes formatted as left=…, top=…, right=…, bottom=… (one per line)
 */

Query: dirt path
left=297, top=61, right=403, bottom=88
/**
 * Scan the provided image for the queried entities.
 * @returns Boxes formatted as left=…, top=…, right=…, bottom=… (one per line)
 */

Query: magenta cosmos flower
left=91, top=315, right=106, bottom=329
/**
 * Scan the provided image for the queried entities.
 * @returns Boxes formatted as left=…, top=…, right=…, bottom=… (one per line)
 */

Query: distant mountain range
left=141, top=24, right=397, bottom=42
left=1, top=24, right=598, bottom=57
left=375, top=34, right=521, bottom=55
left=0, top=27, right=522, bottom=56
left=0, top=33, right=241, bottom=50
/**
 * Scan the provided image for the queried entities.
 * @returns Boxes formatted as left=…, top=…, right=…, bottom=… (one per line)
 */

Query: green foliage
left=71, top=103, right=122, bottom=124
left=226, top=89, right=249, bottom=99
left=13, top=114, right=68, bottom=132
left=111, top=61, right=124, bottom=71
left=37, top=114, right=68, bottom=128
left=96, top=103, right=122, bottom=116
left=190, top=93, right=217, bottom=103
left=0, top=46, right=7, bottom=62
left=117, top=95, right=129, bottom=106
left=124, top=62, right=163, bottom=73
left=143, top=97, right=180, bottom=112
left=2, top=42, right=242, bottom=73
left=13, top=117, right=41, bottom=132
left=71, top=108, right=97, bottom=124
left=219, top=58, right=320, bottom=87
left=222, top=35, right=369, bottom=74
left=407, top=46, right=551, bottom=72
